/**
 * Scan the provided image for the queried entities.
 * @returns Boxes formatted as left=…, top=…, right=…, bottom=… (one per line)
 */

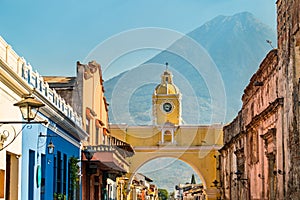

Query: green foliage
left=69, top=157, right=79, bottom=184
left=69, top=156, right=80, bottom=189
left=158, top=188, right=169, bottom=200
left=54, top=193, right=66, bottom=200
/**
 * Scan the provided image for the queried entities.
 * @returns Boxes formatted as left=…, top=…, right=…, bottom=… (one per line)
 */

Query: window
left=164, top=130, right=172, bottom=143
left=267, top=153, right=276, bottom=200
left=56, top=151, right=62, bottom=194
left=251, top=102, right=254, bottom=118
left=253, top=131, right=259, bottom=163
left=28, top=150, right=35, bottom=200
left=96, top=127, right=99, bottom=145
left=86, top=118, right=90, bottom=135
left=40, top=154, right=46, bottom=200
left=249, top=130, right=259, bottom=164
left=63, top=154, right=67, bottom=195
left=53, top=156, right=57, bottom=193
left=86, top=118, right=91, bottom=143
left=103, top=133, right=106, bottom=145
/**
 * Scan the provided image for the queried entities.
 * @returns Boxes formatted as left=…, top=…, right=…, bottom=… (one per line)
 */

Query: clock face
left=162, top=102, right=173, bottom=113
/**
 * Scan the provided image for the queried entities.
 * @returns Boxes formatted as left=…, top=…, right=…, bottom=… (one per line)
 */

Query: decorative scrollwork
left=0, top=129, right=9, bottom=149
left=0, top=123, right=27, bottom=151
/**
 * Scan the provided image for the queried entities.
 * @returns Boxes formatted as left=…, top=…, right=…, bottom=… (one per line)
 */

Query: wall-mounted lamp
left=39, top=133, right=56, bottom=154
left=1, top=94, right=47, bottom=124
left=83, top=148, right=96, bottom=200
left=83, top=148, right=95, bottom=161
left=234, top=170, right=248, bottom=187
left=0, top=94, right=48, bottom=151
left=47, top=140, right=55, bottom=154
left=212, top=180, right=219, bottom=188
left=13, top=94, right=46, bottom=123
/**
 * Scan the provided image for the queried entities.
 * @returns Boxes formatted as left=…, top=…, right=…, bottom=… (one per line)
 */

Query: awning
left=90, top=150, right=130, bottom=173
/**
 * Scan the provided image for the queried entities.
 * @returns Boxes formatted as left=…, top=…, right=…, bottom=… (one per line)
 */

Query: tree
left=191, top=174, right=196, bottom=184
left=158, top=188, right=169, bottom=200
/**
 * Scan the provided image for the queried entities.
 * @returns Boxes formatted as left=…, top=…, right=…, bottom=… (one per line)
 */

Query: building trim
left=47, top=123, right=82, bottom=148
left=134, top=144, right=223, bottom=151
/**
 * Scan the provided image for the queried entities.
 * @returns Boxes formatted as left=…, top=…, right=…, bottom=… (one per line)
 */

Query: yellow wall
left=153, top=95, right=181, bottom=125
left=109, top=69, right=223, bottom=199
left=78, top=61, right=108, bottom=146
left=110, top=124, right=223, bottom=200
left=111, top=125, right=223, bottom=147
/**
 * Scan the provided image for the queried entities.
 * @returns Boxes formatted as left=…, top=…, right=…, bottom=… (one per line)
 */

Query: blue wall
left=21, top=123, right=47, bottom=200
left=21, top=121, right=81, bottom=200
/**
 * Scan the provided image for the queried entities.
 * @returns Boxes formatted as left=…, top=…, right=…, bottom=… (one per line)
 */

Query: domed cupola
left=154, top=69, right=180, bottom=95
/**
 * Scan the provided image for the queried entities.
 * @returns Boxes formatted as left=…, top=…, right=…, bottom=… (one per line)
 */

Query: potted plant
left=54, top=193, right=66, bottom=200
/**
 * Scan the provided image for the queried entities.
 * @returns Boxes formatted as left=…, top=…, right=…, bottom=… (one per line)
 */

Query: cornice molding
left=0, top=51, right=88, bottom=142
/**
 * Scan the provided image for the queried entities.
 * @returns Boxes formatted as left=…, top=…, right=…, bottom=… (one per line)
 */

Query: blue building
left=21, top=121, right=86, bottom=200
left=19, top=62, right=87, bottom=200
left=0, top=36, right=87, bottom=200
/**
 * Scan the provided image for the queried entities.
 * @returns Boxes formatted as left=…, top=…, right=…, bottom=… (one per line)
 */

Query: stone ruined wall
left=277, top=0, right=300, bottom=198
left=221, top=51, right=280, bottom=199
left=221, top=0, right=300, bottom=198
left=242, top=51, right=282, bottom=200
left=223, top=111, right=243, bottom=145
left=241, top=50, right=279, bottom=126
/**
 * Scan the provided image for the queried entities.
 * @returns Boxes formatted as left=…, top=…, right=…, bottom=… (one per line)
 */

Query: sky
left=0, top=0, right=277, bottom=80
left=0, top=0, right=277, bottom=190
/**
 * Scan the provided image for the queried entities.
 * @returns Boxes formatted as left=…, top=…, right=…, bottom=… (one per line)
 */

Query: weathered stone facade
left=277, top=0, right=300, bottom=198
left=220, top=0, right=300, bottom=199
left=220, top=50, right=281, bottom=200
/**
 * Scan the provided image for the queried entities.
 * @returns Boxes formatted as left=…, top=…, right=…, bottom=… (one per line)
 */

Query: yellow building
left=45, top=61, right=134, bottom=200
left=152, top=63, right=181, bottom=126
left=110, top=66, right=223, bottom=200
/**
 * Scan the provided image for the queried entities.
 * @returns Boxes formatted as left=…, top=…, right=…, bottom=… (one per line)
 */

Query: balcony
left=84, top=139, right=134, bottom=174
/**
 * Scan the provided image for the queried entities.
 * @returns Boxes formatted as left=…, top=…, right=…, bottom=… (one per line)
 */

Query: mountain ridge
left=104, top=11, right=277, bottom=192
left=104, top=11, right=276, bottom=125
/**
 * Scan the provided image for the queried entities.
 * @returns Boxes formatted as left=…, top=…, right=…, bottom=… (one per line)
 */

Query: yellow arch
left=110, top=124, right=222, bottom=199
left=128, top=154, right=208, bottom=188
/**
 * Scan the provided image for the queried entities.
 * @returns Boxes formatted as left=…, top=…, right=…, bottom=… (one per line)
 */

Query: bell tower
left=152, top=63, right=182, bottom=125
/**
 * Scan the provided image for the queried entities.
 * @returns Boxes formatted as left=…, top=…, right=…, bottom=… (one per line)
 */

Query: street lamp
left=83, top=148, right=95, bottom=161
left=47, top=140, right=55, bottom=154
left=0, top=93, right=48, bottom=151
left=83, top=148, right=95, bottom=200
left=14, top=94, right=45, bottom=122
left=39, top=133, right=56, bottom=154
left=0, top=94, right=47, bottom=124
left=212, top=180, right=220, bottom=188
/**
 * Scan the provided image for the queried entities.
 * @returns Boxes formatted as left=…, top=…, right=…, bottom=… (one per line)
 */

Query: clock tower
left=152, top=63, right=181, bottom=125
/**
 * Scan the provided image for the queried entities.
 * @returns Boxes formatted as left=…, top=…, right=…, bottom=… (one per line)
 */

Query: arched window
left=164, top=130, right=172, bottom=143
